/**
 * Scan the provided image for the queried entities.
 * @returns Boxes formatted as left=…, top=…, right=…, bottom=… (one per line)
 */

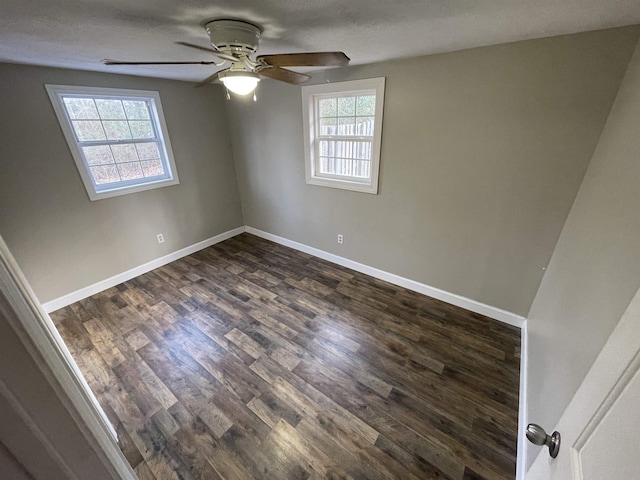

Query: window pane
left=337, top=141, right=348, bottom=160
left=110, top=144, right=138, bottom=163
left=319, top=140, right=335, bottom=157
left=117, top=162, right=144, bottom=181
left=354, top=160, right=371, bottom=178
left=338, top=117, right=356, bottom=135
left=82, top=145, right=114, bottom=166
left=320, top=117, right=337, bottom=135
left=64, top=98, right=98, bottom=119
left=318, top=157, right=371, bottom=179
left=72, top=120, right=106, bottom=141
left=338, top=96, right=356, bottom=116
left=103, top=121, right=132, bottom=140
left=353, top=141, right=372, bottom=159
left=331, top=140, right=372, bottom=161
left=123, top=100, right=150, bottom=119
left=356, top=116, right=375, bottom=136
left=141, top=159, right=165, bottom=177
left=356, top=95, right=376, bottom=116
left=90, top=165, right=120, bottom=185
left=95, top=99, right=126, bottom=119
left=319, top=157, right=333, bottom=174
left=337, top=158, right=351, bottom=176
left=319, top=98, right=337, bottom=118
left=135, top=142, right=160, bottom=160
left=129, top=121, right=154, bottom=139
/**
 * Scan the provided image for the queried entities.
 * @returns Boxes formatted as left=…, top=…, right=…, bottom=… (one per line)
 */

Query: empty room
left=1, top=1, right=640, bottom=479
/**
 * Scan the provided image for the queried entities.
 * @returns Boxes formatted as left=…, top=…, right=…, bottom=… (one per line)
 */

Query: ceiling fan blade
left=175, top=41, right=220, bottom=55
left=176, top=42, right=238, bottom=63
left=257, top=52, right=350, bottom=67
left=103, top=60, right=218, bottom=65
left=195, top=69, right=226, bottom=88
left=259, top=67, right=311, bottom=85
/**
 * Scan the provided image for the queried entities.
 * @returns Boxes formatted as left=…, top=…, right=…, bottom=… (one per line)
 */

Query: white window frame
left=302, top=77, right=385, bottom=194
left=46, top=85, right=179, bottom=201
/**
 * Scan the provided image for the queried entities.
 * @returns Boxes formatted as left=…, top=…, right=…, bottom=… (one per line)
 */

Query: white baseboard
left=516, top=320, right=528, bottom=480
left=43, top=223, right=526, bottom=330
left=245, top=226, right=525, bottom=329
left=42, top=226, right=246, bottom=313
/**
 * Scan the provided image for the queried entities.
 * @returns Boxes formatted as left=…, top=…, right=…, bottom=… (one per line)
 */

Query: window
left=302, top=77, right=385, bottom=194
left=46, top=85, right=179, bottom=201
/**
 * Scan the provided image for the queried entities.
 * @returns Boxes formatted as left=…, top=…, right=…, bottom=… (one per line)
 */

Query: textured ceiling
left=1, top=0, right=640, bottom=83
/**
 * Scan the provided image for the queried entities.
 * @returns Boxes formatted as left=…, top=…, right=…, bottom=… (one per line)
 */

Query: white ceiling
left=1, top=0, right=640, bottom=83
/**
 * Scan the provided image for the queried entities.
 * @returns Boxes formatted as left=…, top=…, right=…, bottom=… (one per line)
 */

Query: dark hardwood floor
left=51, top=233, right=520, bottom=480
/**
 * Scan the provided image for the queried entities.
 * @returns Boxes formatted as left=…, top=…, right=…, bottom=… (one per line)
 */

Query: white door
left=526, top=286, right=640, bottom=480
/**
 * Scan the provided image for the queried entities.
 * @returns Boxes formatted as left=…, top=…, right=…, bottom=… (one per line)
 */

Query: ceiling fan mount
left=102, top=18, right=350, bottom=94
left=205, top=19, right=261, bottom=56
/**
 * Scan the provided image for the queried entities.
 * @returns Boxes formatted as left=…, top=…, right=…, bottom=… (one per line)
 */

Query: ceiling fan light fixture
left=219, top=71, right=260, bottom=96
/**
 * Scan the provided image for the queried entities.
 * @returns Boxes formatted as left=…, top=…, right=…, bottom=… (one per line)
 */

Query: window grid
left=47, top=85, right=179, bottom=201
left=60, top=95, right=168, bottom=189
left=302, top=77, right=385, bottom=194
left=314, top=93, right=376, bottom=180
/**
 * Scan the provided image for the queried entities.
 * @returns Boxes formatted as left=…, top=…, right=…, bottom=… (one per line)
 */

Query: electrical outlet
left=337, top=234, right=344, bottom=244
left=156, top=233, right=165, bottom=244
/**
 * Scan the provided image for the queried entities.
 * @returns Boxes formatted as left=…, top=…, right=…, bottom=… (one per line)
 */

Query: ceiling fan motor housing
left=205, top=20, right=261, bottom=55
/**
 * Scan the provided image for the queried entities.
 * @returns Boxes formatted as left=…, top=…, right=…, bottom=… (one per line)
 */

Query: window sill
left=88, top=177, right=179, bottom=201
left=306, top=175, right=378, bottom=194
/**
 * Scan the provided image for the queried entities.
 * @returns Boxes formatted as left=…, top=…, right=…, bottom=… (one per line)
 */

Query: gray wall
left=0, top=63, right=244, bottom=304
left=525, top=39, right=640, bottom=468
left=0, top=441, right=36, bottom=480
left=226, top=27, right=640, bottom=317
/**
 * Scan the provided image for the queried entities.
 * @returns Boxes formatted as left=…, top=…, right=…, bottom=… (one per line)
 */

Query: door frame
left=0, top=234, right=137, bottom=480
left=516, top=320, right=529, bottom=480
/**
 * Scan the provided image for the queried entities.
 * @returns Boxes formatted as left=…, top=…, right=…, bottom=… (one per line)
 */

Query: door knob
left=526, top=423, right=561, bottom=458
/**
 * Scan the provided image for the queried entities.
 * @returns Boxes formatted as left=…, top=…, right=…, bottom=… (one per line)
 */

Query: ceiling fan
left=103, top=19, right=350, bottom=96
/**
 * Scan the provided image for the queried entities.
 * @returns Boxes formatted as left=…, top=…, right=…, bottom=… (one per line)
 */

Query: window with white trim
left=46, top=85, right=179, bottom=201
left=302, top=77, right=385, bottom=194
